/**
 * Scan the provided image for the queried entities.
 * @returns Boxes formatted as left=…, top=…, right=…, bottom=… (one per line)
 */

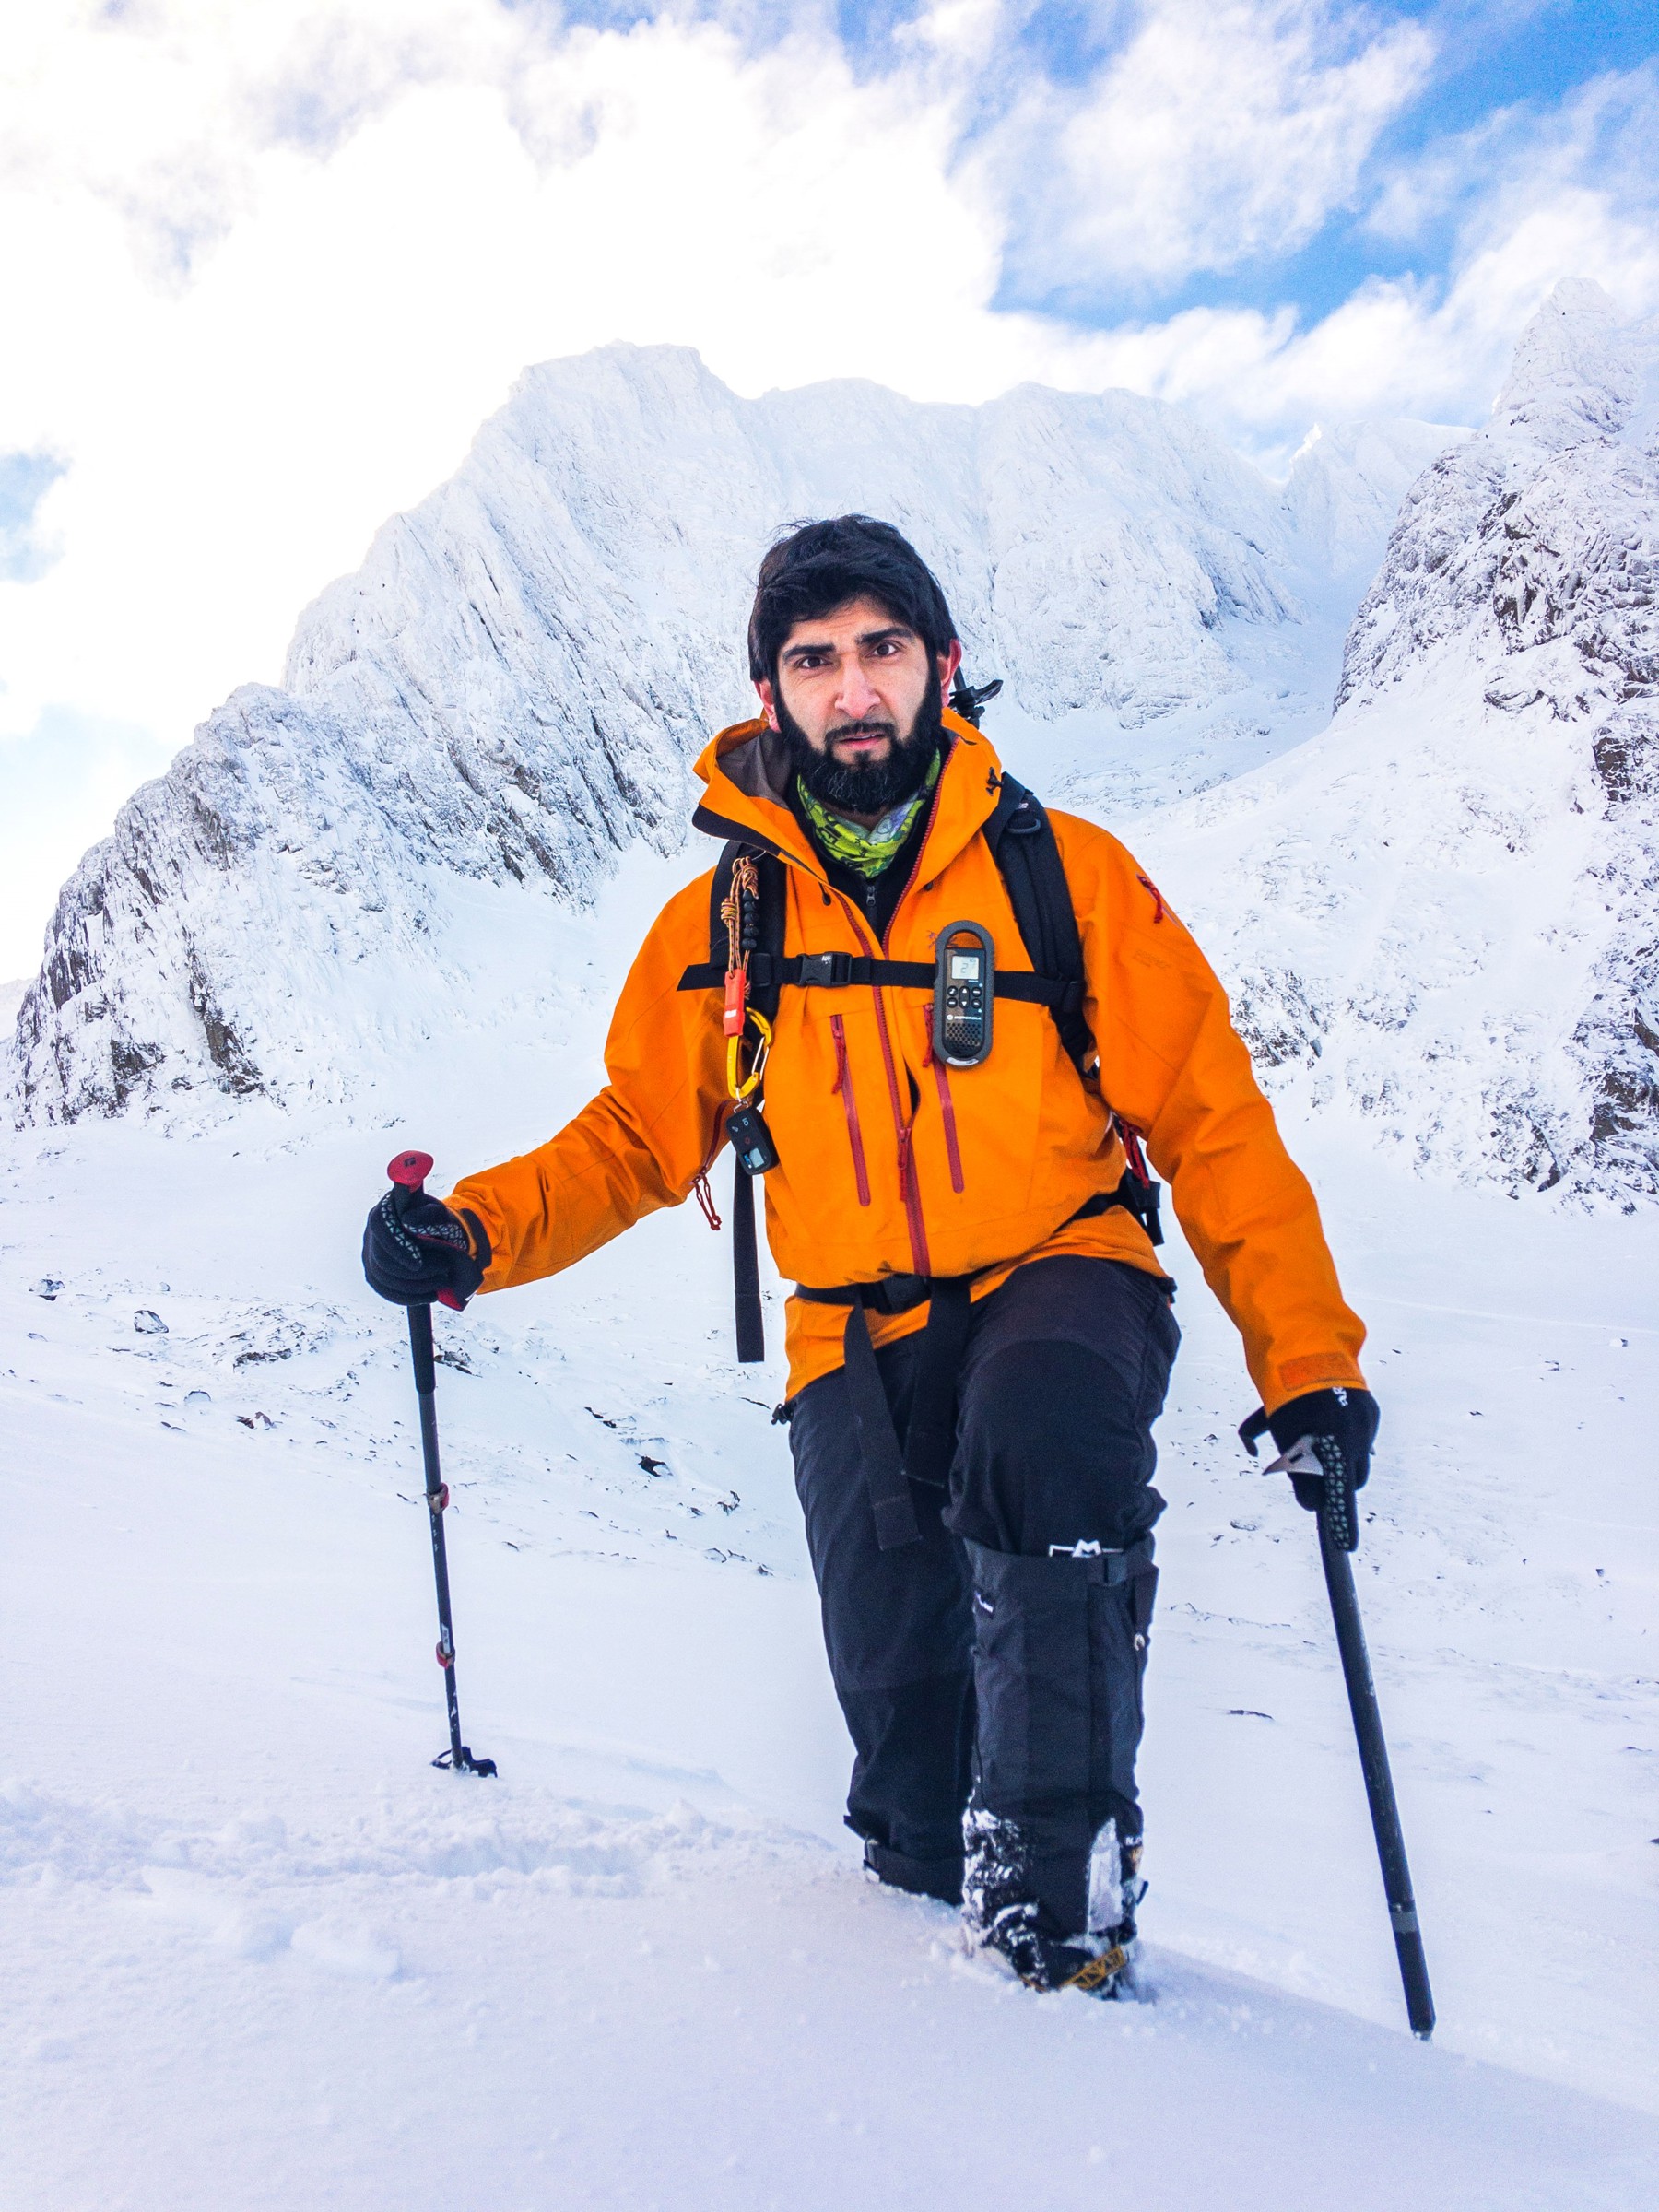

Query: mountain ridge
left=8, top=344, right=1445, bottom=1127
left=1141, top=279, right=1659, bottom=1205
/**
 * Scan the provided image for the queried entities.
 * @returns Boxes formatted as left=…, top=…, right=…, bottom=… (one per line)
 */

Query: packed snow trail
left=3, top=853, right=1656, bottom=2209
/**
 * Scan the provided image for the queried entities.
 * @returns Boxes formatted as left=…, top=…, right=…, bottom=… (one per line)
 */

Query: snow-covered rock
left=1147, top=281, right=1659, bottom=1205
left=8, top=345, right=1444, bottom=1125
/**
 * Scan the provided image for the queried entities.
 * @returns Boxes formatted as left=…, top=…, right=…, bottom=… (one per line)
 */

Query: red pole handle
left=385, top=1150, right=463, bottom=1310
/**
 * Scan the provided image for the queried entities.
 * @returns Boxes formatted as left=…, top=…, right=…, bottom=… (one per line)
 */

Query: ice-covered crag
left=1147, top=281, right=1659, bottom=1204
left=11, top=345, right=1444, bottom=1124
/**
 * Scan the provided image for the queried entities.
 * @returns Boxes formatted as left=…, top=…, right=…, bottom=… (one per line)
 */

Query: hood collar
left=691, top=708, right=1006, bottom=887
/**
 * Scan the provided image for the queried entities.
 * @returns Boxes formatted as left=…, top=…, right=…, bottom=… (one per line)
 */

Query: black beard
left=777, top=683, right=943, bottom=816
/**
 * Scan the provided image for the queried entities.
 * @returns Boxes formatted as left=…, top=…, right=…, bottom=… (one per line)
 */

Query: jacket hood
left=690, top=708, right=1006, bottom=885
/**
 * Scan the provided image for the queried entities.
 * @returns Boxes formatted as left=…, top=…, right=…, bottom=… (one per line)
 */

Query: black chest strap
left=677, top=947, right=1084, bottom=1016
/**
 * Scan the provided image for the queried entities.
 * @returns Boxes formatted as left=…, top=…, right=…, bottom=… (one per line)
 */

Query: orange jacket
left=449, top=712, right=1367, bottom=1411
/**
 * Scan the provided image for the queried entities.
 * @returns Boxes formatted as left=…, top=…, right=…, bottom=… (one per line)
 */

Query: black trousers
left=787, top=1255, right=1179, bottom=1924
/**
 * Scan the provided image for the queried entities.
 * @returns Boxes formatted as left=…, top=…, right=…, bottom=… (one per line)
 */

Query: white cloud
left=1230, top=66, right=1659, bottom=437
left=0, top=3, right=1654, bottom=971
left=0, top=3, right=1032, bottom=757
left=981, top=0, right=1436, bottom=299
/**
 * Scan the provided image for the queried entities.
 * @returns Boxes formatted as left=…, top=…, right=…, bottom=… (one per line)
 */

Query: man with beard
left=363, top=514, right=1377, bottom=1997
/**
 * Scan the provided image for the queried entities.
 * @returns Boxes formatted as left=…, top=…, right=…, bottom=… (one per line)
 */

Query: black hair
left=747, top=514, right=959, bottom=684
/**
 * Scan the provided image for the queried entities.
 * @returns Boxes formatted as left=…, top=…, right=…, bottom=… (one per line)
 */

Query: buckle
left=798, top=950, right=852, bottom=987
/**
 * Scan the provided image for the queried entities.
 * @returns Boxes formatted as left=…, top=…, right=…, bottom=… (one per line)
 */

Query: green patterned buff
left=795, top=750, right=941, bottom=878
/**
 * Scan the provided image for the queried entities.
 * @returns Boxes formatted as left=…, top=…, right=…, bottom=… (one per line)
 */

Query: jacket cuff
left=1262, top=1354, right=1367, bottom=1417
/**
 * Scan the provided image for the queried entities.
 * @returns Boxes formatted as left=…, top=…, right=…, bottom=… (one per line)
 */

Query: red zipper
left=925, top=1036, right=965, bottom=1194
left=830, top=1014, right=871, bottom=1206
left=839, top=897, right=931, bottom=1277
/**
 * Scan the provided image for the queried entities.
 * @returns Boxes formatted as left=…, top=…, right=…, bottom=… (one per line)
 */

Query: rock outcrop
left=1151, top=281, right=1659, bottom=1204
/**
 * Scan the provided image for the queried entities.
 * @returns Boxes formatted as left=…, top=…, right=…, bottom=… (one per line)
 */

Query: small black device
left=948, top=676, right=1003, bottom=728
left=932, top=921, right=994, bottom=1069
left=727, top=1102, right=780, bottom=1176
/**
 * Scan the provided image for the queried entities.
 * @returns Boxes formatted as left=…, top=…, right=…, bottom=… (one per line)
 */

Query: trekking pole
left=387, top=1149, right=497, bottom=1779
left=1276, top=1435, right=1433, bottom=2039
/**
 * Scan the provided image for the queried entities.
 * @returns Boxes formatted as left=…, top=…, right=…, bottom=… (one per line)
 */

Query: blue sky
left=535, top=1, right=1658, bottom=334
left=0, top=453, right=66, bottom=585
left=987, top=1, right=1659, bottom=325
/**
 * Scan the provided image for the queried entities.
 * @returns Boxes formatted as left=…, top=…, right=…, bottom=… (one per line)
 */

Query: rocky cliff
left=1148, top=280, right=1658, bottom=1203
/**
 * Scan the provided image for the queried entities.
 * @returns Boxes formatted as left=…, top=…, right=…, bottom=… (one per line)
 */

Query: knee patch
left=950, top=1340, right=1165, bottom=1557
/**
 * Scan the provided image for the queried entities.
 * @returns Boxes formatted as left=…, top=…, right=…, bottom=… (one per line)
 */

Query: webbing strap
left=731, top=1159, right=763, bottom=1363
left=982, top=775, right=1097, bottom=1081
left=901, top=1277, right=972, bottom=1491
left=794, top=1188, right=1124, bottom=1313
left=805, top=1191, right=1130, bottom=1550
left=677, top=951, right=1080, bottom=1011
left=841, top=1303, right=922, bottom=1550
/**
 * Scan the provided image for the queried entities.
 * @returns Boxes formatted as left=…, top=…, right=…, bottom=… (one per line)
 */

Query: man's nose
left=834, top=659, right=883, bottom=720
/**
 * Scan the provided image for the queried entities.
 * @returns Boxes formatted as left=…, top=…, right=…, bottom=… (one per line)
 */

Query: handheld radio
left=932, top=921, right=994, bottom=1069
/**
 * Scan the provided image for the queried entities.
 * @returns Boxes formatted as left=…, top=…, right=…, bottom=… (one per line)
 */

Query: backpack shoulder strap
left=983, top=775, right=1162, bottom=1240
left=695, top=841, right=788, bottom=1365
left=747, top=851, right=788, bottom=1020
left=684, top=843, right=789, bottom=1011
left=982, top=774, right=1096, bottom=1081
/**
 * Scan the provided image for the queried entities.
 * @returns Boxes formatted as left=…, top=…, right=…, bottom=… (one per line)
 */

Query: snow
left=5, top=293, right=1659, bottom=2204
left=1129, top=281, right=1659, bottom=1205
left=4, top=837, right=1658, bottom=2206
left=8, top=343, right=1453, bottom=1128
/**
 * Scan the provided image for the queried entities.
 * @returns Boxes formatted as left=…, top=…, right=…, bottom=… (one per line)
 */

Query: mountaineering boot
left=959, top=1537, right=1156, bottom=1995
left=965, top=1810, right=1144, bottom=1996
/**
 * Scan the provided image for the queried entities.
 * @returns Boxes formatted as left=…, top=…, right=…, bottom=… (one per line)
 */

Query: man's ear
left=754, top=677, right=778, bottom=732
left=938, top=641, right=963, bottom=700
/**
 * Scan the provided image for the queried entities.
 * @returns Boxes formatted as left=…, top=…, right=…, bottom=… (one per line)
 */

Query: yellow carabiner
left=747, top=1008, right=773, bottom=1085
left=727, top=1008, right=773, bottom=1104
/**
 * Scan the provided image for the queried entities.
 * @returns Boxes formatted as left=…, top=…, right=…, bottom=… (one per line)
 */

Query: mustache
left=826, top=718, right=898, bottom=747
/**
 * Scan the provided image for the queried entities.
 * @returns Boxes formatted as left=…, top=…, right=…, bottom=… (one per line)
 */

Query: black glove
left=1269, top=1386, right=1378, bottom=1493
left=362, top=1184, right=489, bottom=1308
left=1240, top=1386, right=1379, bottom=1550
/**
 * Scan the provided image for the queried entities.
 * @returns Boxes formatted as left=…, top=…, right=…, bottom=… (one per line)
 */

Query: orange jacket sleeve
left=1065, top=818, right=1368, bottom=1415
left=444, top=875, right=726, bottom=1289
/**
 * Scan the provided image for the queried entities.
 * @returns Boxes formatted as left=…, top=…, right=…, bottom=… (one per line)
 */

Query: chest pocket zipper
left=930, top=1053, right=966, bottom=1194
left=830, top=1013, right=871, bottom=1206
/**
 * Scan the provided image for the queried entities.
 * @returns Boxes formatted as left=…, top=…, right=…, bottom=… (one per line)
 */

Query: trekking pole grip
left=386, top=1148, right=465, bottom=1312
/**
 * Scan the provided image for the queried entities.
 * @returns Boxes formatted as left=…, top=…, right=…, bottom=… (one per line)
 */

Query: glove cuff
left=453, top=1208, right=491, bottom=1299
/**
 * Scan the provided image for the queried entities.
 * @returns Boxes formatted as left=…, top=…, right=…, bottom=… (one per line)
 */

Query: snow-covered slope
left=4, top=888, right=1657, bottom=2207
left=1140, top=281, right=1659, bottom=1206
left=8, top=346, right=1447, bottom=1126
left=5, top=307, right=1659, bottom=2212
